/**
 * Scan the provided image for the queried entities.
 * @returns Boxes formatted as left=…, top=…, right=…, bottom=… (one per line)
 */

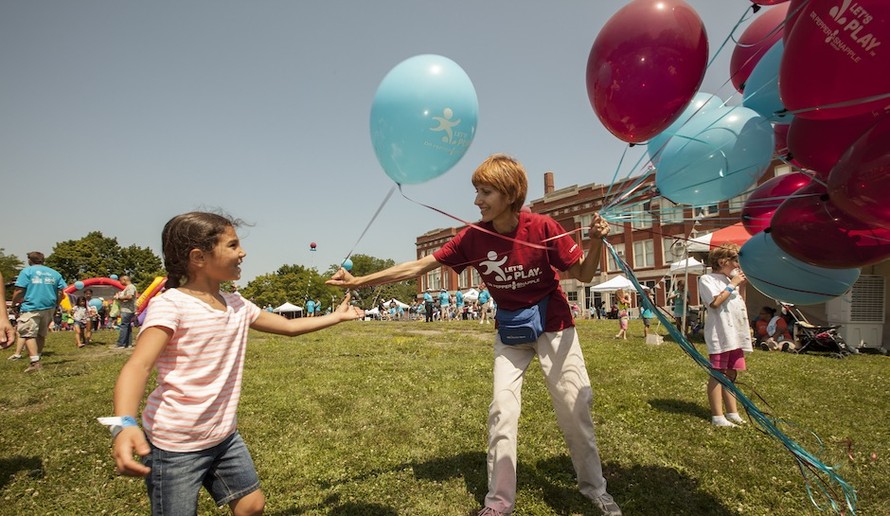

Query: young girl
left=698, top=243, right=752, bottom=427
left=71, top=297, right=89, bottom=348
left=109, top=211, right=364, bottom=516
left=614, top=288, right=630, bottom=340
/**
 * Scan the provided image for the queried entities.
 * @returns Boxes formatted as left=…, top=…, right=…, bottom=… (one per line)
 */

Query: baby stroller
left=781, top=305, right=856, bottom=358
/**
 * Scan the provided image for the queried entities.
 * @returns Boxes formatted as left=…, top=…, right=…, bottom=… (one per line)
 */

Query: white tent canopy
left=273, top=302, right=303, bottom=313
left=364, top=307, right=380, bottom=316
left=462, top=288, right=479, bottom=302
left=669, top=257, right=707, bottom=274
left=590, top=275, right=649, bottom=292
left=386, top=298, right=410, bottom=309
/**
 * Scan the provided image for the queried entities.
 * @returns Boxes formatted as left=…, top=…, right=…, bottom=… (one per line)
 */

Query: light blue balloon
left=739, top=232, right=860, bottom=305
left=742, top=40, right=792, bottom=125
left=342, top=258, right=353, bottom=272
left=74, top=281, right=85, bottom=290
left=89, top=298, right=103, bottom=310
left=655, top=106, right=774, bottom=205
left=110, top=274, right=119, bottom=280
left=648, top=92, right=723, bottom=159
left=370, top=54, right=479, bottom=185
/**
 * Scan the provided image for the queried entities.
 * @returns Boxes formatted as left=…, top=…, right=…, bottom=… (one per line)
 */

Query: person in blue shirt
left=423, top=289, right=434, bottom=323
left=314, top=299, right=322, bottom=316
left=438, top=288, right=451, bottom=321
left=305, top=298, right=316, bottom=318
left=455, top=289, right=465, bottom=320
left=477, top=283, right=492, bottom=325
left=12, top=252, right=67, bottom=373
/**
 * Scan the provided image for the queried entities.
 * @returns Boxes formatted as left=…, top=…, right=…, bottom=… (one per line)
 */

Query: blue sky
left=1, top=1, right=751, bottom=284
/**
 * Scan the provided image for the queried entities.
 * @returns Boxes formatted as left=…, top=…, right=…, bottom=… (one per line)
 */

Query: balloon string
left=787, top=91, right=890, bottom=118
left=396, top=184, right=583, bottom=251
left=607, top=244, right=856, bottom=515
left=340, top=184, right=398, bottom=267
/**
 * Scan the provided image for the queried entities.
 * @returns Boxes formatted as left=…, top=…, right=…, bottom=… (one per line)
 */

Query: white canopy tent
left=386, top=298, right=410, bottom=309
left=669, top=257, right=707, bottom=275
left=461, top=288, right=479, bottom=303
left=273, top=302, right=303, bottom=314
left=590, top=275, right=649, bottom=292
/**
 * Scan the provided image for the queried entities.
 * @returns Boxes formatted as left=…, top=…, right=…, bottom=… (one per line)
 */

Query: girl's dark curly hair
left=161, top=211, right=242, bottom=288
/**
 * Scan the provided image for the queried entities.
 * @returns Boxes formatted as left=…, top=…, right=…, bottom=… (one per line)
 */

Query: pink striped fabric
left=140, top=289, right=261, bottom=452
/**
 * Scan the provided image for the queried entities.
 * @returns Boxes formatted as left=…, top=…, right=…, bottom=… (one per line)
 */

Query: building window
left=631, top=201, right=653, bottom=230
left=695, top=204, right=719, bottom=219
left=633, top=239, right=655, bottom=268
left=663, top=235, right=686, bottom=264
left=607, top=243, right=625, bottom=272
left=567, top=291, right=578, bottom=302
left=659, top=199, right=685, bottom=225
left=578, top=213, right=593, bottom=239
left=728, top=193, right=749, bottom=214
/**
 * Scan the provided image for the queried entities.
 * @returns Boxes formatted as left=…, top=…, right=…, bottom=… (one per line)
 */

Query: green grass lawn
left=1, top=320, right=887, bottom=515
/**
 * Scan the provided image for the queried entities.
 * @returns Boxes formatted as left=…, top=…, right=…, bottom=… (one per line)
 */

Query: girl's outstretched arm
left=112, top=326, right=171, bottom=476
left=251, top=292, right=364, bottom=337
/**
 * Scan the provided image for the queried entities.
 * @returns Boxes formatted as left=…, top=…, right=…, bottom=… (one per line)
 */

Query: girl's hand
left=334, top=292, right=364, bottom=321
left=731, top=269, right=747, bottom=287
left=589, top=212, right=611, bottom=239
left=112, top=427, right=151, bottom=477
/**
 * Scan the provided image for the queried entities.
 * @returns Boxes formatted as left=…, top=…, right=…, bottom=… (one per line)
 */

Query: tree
left=240, top=264, right=341, bottom=311
left=0, top=249, right=24, bottom=300
left=325, top=253, right=418, bottom=309
left=46, top=232, right=163, bottom=288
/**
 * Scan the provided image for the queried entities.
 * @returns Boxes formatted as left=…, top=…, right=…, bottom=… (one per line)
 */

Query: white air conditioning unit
left=826, top=275, right=885, bottom=350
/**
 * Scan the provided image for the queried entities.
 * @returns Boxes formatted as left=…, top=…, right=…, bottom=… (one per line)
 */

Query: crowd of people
left=3, top=253, right=142, bottom=371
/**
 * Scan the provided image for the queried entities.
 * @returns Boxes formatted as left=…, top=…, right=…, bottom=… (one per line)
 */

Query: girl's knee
left=231, top=489, right=265, bottom=516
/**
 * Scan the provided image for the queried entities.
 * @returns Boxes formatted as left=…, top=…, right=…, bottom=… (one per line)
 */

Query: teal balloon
left=74, top=281, right=85, bottom=290
left=655, top=106, right=774, bottom=205
left=647, top=92, right=723, bottom=159
left=739, top=232, right=860, bottom=306
left=89, top=298, right=103, bottom=310
left=110, top=274, right=119, bottom=280
left=370, top=54, right=478, bottom=184
left=742, top=40, right=792, bottom=125
left=342, top=258, right=353, bottom=272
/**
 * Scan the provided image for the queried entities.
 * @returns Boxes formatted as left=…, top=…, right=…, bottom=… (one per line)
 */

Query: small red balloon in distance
left=586, top=0, right=708, bottom=143
left=828, top=114, right=890, bottom=229
left=741, top=172, right=811, bottom=236
left=730, top=2, right=790, bottom=92
left=310, top=242, right=317, bottom=249
left=770, top=182, right=890, bottom=268
left=780, top=0, right=890, bottom=119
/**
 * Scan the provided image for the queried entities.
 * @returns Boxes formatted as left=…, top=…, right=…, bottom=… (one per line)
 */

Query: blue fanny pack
left=495, top=297, right=550, bottom=345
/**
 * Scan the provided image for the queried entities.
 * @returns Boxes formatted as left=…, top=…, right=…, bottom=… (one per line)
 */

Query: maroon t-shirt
left=433, top=212, right=582, bottom=332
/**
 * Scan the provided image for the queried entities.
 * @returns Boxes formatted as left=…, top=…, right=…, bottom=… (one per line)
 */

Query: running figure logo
left=431, top=108, right=461, bottom=143
left=479, top=251, right=508, bottom=282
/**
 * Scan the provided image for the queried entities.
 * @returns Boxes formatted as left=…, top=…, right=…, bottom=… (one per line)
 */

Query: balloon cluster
left=587, top=0, right=890, bottom=305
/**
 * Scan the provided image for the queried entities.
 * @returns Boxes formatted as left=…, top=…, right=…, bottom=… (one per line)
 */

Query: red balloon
left=587, top=0, right=708, bottom=143
left=310, top=242, right=317, bottom=248
left=828, top=115, right=890, bottom=229
left=786, top=112, right=884, bottom=177
left=782, top=0, right=810, bottom=45
left=781, top=0, right=890, bottom=119
left=730, top=3, right=790, bottom=92
left=771, top=182, right=890, bottom=268
left=741, top=172, right=811, bottom=235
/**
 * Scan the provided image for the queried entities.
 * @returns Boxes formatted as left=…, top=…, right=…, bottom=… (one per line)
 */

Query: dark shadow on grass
left=0, top=456, right=44, bottom=489
left=533, top=456, right=733, bottom=516
left=649, top=398, right=711, bottom=422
